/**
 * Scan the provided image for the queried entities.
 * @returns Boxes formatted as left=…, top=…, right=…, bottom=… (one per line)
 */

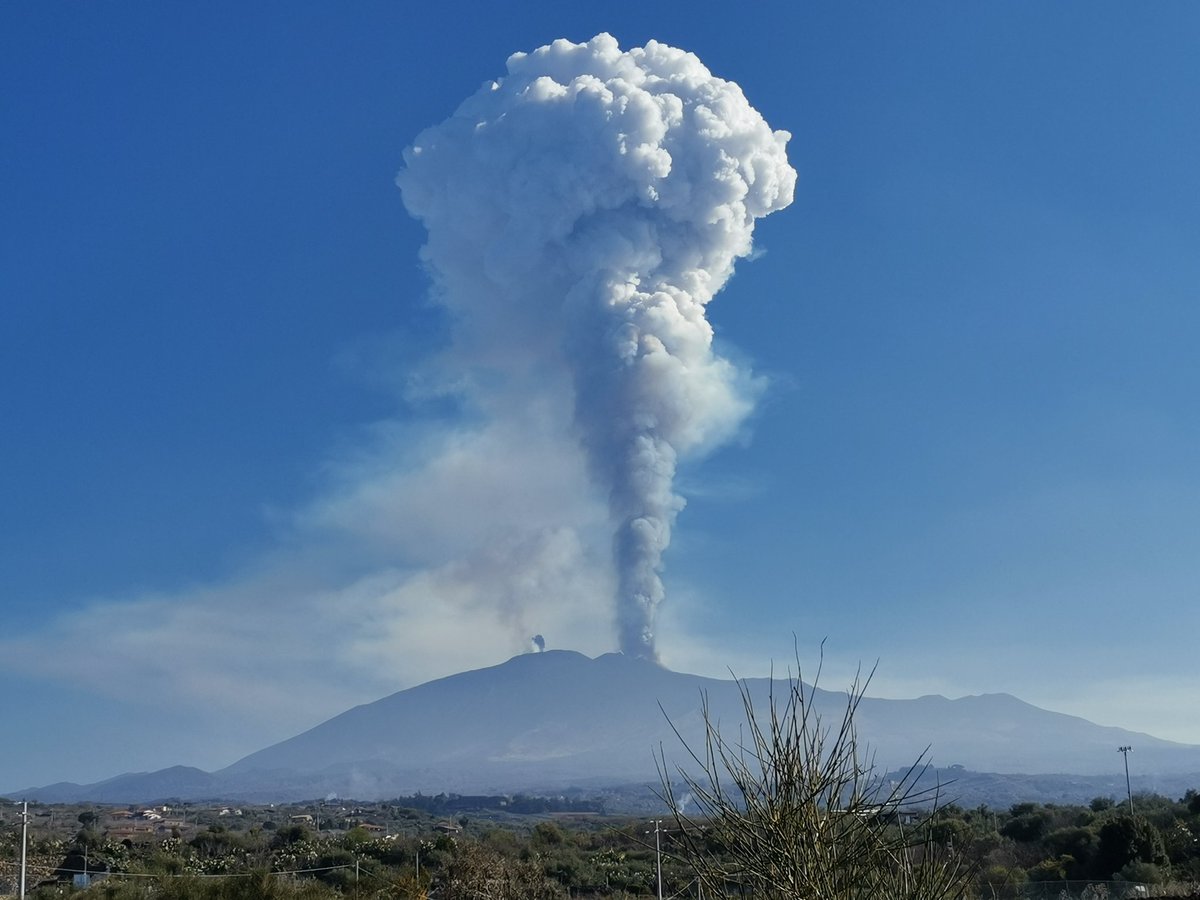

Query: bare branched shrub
left=439, top=841, right=565, bottom=900
left=658, top=652, right=974, bottom=900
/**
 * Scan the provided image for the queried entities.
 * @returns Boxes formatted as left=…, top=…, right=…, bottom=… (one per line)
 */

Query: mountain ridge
left=10, top=650, right=1199, bottom=804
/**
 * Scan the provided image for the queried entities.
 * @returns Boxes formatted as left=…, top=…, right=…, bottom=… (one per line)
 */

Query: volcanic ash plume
left=398, top=34, right=795, bottom=660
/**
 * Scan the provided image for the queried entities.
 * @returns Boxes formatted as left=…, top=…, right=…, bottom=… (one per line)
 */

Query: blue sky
left=2, top=2, right=1198, bottom=790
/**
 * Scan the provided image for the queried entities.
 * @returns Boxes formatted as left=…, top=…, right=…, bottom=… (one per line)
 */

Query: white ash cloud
left=398, top=33, right=794, bottom=658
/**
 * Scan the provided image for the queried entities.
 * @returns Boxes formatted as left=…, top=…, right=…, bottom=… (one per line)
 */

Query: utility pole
left=648, top=819, right=663, bottom=900
left=19, top=800, right=29, bottom=900
left=1118, top=746, right=1134, bottom=815
left=657, top=821, right=664, bottom=900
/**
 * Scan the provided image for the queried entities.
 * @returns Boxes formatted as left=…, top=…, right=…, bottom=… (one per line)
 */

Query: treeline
left=4, top=790, right=1200, bottom=898
left=396, top=791, right=604, bottom=815
left=941, top=790, right=1200, bottom=891
left=6, top=818, right=667, bottom=899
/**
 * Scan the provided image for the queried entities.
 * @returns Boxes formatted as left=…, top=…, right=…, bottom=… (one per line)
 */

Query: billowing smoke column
left=398, top=34, right=795, bottom=659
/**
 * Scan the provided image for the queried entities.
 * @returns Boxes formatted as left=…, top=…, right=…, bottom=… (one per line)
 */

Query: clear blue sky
left=2, top=2, right=1197, bottom=790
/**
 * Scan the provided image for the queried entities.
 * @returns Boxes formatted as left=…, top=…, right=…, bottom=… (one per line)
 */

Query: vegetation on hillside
left=1, top=788, right=1199, bottom=897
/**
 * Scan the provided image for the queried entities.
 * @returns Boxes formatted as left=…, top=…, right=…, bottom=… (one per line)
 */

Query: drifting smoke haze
left=0, top=36, right=793, bottom=766
left=399, top=33, right=795, bottom=658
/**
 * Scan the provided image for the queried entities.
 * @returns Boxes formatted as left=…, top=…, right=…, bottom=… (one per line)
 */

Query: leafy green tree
left=1115, top=859, right=1169, bottom=885
left=1186, top=788, right=1200, bottom=816
left=271, top=823, right=310, bottom=848
left=1001, top=810, right=1049, bottom=843
left=1094, top=815, right=1168, bottom=879
left=341, top=826, right=371, bottom=847
left=929, top=817, right=970, bottom=850
left=1026, top=854, right=1073, bottom=881
left=1043, top=825, right=1099, bottom=878
left=531, top=821, right=566, bottom=847
left=190, top=825, right=245, bottom=860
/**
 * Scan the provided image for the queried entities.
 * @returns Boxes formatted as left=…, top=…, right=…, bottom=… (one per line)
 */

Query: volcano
left=15, top=651, right=1200, bottom=803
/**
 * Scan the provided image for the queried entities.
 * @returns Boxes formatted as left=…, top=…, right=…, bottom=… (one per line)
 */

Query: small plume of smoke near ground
left=398, top=33, right=794, bottom=659
left=676, top=791, right=694, bottom=815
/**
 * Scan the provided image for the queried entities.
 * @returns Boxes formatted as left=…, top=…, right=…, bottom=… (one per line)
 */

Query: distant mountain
left=22, top=767, right=219, bottom=805
left=12, top=651, right=1200, bottom=804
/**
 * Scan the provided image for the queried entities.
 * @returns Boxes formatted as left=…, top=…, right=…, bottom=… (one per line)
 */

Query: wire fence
left=0, top=861, right=358, bottom=897
left=983, top=880, right=1200, bottom=900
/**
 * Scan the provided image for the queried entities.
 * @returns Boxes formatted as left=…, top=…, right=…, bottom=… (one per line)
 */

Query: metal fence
left=983, top=880, right=1200, bottom=900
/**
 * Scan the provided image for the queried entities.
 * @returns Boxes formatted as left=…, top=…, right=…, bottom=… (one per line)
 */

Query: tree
left=1186, top=788, right=1200, bottom=817
left=271, top=823, right=311, bottom=848
left=658, top=653, right=973, bottom=900
left=1095, top=815, right=1168, bottom=879
left=1044, top=825, right=1099, bottom=878
left=1001, top=809, right=1050, bottom=843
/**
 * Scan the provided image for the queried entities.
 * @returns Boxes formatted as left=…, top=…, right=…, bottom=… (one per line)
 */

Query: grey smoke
left=676, top=791, right=694, bottom=815
left=532, top=634, right=546, bottom=652
left=398, top=34, right=794, bottom=660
